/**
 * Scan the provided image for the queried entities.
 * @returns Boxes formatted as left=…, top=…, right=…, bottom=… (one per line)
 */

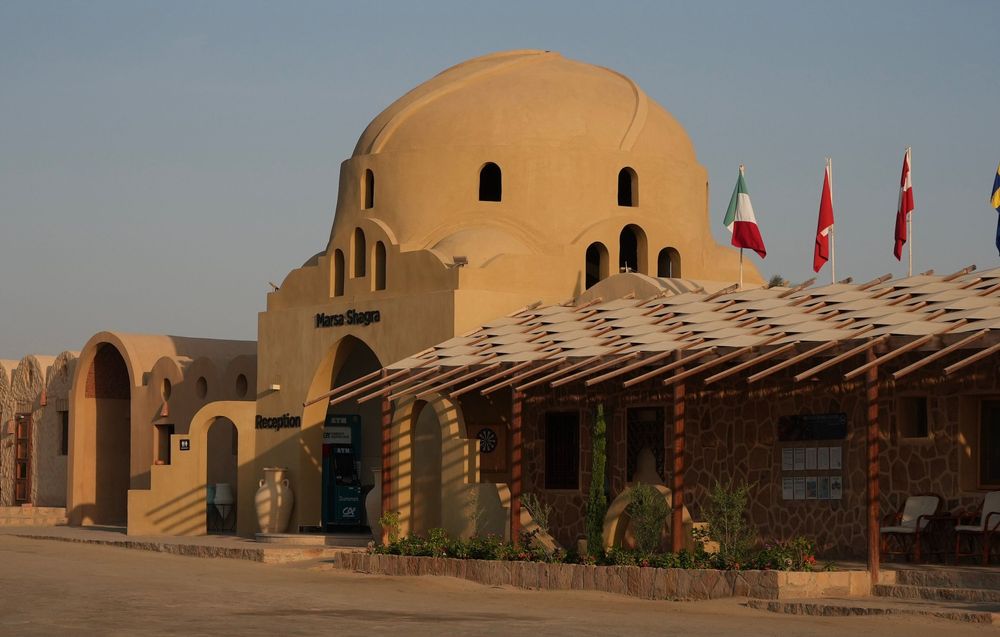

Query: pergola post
left=380, top=370, right=392, bottom=545
left=671, top=354, right=686, bottom=553
left=866, top=348, right=880, bottom=586
left=511, top=389, right=524, bottom=542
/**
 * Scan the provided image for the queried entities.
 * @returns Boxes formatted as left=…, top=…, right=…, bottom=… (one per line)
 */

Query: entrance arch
left=206, top=417, right=238, bottom=532
left=302, top=336, right=383, bottom=531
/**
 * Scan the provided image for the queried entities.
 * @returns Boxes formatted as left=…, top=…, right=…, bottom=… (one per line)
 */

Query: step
left=0, top=507, right=66, bottom=517
left=0, top=515, right=67, bottom=527
left=875, top=583, right=1000, bottom=604
left=891, top=567, right=1000, bottom=591
left=255, top=532, right=372, bottom=547
left=747, top=596, right=999, bottom=624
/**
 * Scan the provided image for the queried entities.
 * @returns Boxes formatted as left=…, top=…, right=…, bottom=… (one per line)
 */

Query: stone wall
left=334, top=552, right=870, bottom=600
left=519, top=348, right=997, bottom=557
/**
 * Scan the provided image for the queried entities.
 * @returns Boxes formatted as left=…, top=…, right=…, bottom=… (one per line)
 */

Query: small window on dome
left=585, top=242, right=609, bottom=289
left=619, top=225, right=647, bottom=274
left=363, top=169, right=375, bottom=209
left=374, top=241, right=387, bottom=291
left=334, top=249, right=345, bottom=296
left=618, top=167, right=638, bottom=207
left=479, top=163, right=502, bottom=202
left=657, top=248, right=681, bottom=278
left=353, top=228, right=367, bottom=277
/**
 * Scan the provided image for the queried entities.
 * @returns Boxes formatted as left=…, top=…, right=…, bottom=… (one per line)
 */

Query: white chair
left=880, top=494, right=941, bottom=562
left=955, top=491, right=1000, bottom=564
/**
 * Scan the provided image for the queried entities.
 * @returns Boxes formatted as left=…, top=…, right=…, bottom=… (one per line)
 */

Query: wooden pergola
left=307, top=265, right=1000, bottom=584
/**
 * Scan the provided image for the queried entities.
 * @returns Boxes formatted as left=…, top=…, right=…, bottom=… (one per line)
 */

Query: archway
left=619, top=225, right=647, bottom=274
left=657, top=247, right=681, bottom=278
left=89, top=343, right=131, bottom=526
left=585, top=242, right=609, bottom=289
left=206, top=417, right=238, bottom=533
left=410, top=400, right=443, bottom=534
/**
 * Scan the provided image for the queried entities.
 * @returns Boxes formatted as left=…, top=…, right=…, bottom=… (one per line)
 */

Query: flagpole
left=739, top=249, right=744, bottom=289
left=828, top=157, right=836, bottom=284
left=906, top=146, right=913, bottom=277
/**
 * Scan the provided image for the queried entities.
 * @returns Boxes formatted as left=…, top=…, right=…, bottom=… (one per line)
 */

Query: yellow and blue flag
left=993, top=162, right=1000, bottom=255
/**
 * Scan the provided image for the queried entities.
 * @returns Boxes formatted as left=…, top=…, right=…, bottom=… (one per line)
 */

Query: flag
left=723, top=166, right=767, bottom=258
left=813, top=163, right=835, bottom=272
left=893, top=148, right=914, bottom=260
left=992, top=161, right=1000, bottom=255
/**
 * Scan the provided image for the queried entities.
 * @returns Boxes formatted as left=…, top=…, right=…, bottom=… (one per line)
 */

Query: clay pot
left=214, top=483, right=235, bottom=518
left=365, top=468, right=382, bottom=538
left=255, top=467, right=294, bottom=533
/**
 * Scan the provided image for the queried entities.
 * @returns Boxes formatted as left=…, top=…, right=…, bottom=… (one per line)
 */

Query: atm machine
left=322, top=413, right=363, bottom=529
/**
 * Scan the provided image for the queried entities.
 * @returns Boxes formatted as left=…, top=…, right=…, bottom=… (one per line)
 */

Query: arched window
left=618, top=167, right=638, bottom=207
left=374, top=241, right=387, bottom=291
left=363, top=169, right=375, bottom=209
left=619, top=224, right=647, bottom=274
left=585, top=242, right=609, bottom=289
left=353, top=229, right=366, bottom=277
left=657, top=248, right=681, bottom=278
left=333, top=249, right=345, bottom=296
left=479, top=162, right=502, bottom=202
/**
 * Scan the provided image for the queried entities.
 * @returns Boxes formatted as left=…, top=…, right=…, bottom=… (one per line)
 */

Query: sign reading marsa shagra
left=315, top=310, right=381, bottom=328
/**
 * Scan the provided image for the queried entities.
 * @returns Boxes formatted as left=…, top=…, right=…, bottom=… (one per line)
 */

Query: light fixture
left=268, top=383, right=281, bottom=391
left=451, top=256, right=469, bottom=267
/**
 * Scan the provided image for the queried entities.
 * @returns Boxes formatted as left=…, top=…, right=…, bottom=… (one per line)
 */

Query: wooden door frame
left=14, top=413, right=32, bottom=505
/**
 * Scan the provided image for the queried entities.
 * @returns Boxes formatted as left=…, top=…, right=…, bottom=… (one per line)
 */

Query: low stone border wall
left=333, top=552, right=870, bottom=601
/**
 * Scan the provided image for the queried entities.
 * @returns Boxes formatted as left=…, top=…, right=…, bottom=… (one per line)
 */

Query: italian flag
left=723, top=166, right=767, bottom=259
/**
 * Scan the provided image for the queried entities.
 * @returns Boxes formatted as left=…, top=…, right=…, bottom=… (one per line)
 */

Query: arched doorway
left=619, top=225, right=647, bottom=274
left=88, top=343, right=131, bottom=526
left=410, top=400, right=443, bottom=534
left=206, top=417, right=238, bottom=533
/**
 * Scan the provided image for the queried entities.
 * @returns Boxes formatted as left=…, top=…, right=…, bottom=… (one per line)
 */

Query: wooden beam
left=327, top=368, right=420, bottom=407
left=416, top=362, right=502, bottom=398
left=389, top=364, right=474, bottom=401
left=303, top=368, right=384, bottom=406
left=549, top=351, right=640, bottom=388
left=843, top=320, right=968, bottom=381
left=942, top=264, right=976, bottom=282
left=380, top=371, right=392, bottom=545
left=516, top=346, right=628, bottom=392
left=777, top=277, right=817, bottom=298
left=481, top=358, right=566, bottom=396
left=510, top=389, right=524, bottom=542
left=747, top=325, right=876, bottom=383
left=703, top=283, right=739, bottom=301
left=891, top=329, right=990, bottom=380
left=866, top=348, right=880, bottom=588
left=584, top=339, right=706, bottom=387
left=703, top=341, right=800, bottom=385
left=858, top=273, right=892, bottom=290
left=944, top=340, right=1000, bottom=376
left=623, top=347, right=717, bottom=389
left=450, top=354, right=557, bottom=398
left=671, top=353, right=686, bottom=554
left=793, top=336, right=889, bottom=383
left=352, top=366, right=441, bottom=405
left=661, top=333, right=788, bottom=387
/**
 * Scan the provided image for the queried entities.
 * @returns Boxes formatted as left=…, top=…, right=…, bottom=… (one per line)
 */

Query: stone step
left=0, top=507, right=66, bottom=517
left=747, top=596, right=999, bottom=624
left=0, top=517, right=67, bottom=527
left=891, top=568, right=1000, bottom=591
left=875, top=583, right=1000, bottom=604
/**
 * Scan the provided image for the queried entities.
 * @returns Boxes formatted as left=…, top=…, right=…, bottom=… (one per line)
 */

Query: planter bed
left=332, top=551, right=870, bottom=601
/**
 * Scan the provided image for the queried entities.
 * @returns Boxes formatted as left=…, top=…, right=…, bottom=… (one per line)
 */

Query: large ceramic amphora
left=255, top=467, right=294, bottom=533
left=365, top=468, right=382, bottom=539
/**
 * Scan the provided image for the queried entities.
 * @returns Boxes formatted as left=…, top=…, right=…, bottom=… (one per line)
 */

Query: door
left=14, top=414, right=32, bottom=504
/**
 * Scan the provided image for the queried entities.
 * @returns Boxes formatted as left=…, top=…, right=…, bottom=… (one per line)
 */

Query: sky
left=1, top=1, right=998, bottom=359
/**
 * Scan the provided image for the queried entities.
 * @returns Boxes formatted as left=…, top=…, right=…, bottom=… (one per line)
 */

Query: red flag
left=813, top=164, right=834, bottom=272
left=893, top=148, right=914, bottom=260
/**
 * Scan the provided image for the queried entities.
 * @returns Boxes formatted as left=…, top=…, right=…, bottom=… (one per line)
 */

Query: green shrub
left=752, top=536, right=820, bottom=571
left=627, top=483, right=668, bottom=554
left=521, top=492, right=552, bottom=536
left=586, top=404, right=608, bottom=556
left=702, top=482, right=756, bottom=568
left=378, top=510, right=401, bottom=544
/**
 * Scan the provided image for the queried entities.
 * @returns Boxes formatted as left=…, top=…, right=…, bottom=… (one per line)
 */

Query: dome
left=353, top=50, right=696, bottom=159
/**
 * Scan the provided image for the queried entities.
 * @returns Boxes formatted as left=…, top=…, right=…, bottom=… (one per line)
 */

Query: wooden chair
left=880, top=493, right=941, bottom=562
left=955, top=491, right=1000, bottom=565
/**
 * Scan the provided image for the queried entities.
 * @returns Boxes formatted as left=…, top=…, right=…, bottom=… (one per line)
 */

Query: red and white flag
left=893, top=148, right=914, bottom=260
left=813, top=163, right=835, bottom=272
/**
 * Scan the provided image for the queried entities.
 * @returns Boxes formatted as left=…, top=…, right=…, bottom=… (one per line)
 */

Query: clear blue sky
left=2, top=1, right=998, bottom=358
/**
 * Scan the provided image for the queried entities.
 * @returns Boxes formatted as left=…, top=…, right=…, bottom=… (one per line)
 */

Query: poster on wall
left=806, top=476, right=818, bottom=500
left=818, top=447, right=830, bottom=470
left=818, top=476, right=831, bottom=500
left=793, top=448, right=806, bottom=471
left=830, top=476, right=843, bottom=499
left=805, top=447, right=817, bottom=470
left=830, top=447, right=843, bottom=470
left=782, top=478, right=794, bottom=500
left=782, top=448, right=794, bottom=471
left=793, top=477, right=806, bottom=500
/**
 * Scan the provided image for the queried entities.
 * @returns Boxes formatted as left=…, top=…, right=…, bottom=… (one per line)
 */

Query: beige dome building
left=66, top=50, right=760, bottom=537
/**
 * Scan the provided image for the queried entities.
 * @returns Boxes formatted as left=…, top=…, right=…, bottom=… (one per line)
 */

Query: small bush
left=627, top=483, right=668, bottom=554
left=702, top=482, right=756, bottom=568
left=521, top=493, right=552, bottom=536
left=379, top=510, right=401, bottom=543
